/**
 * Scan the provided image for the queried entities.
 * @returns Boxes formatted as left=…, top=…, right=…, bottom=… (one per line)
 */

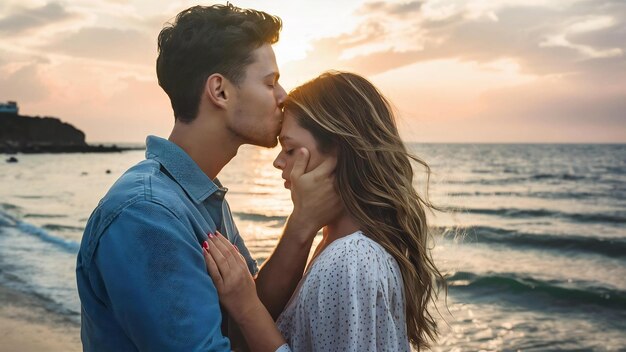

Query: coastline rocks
left=6, top=156, right=18, bottom=163
left=0, top=112, right=137, bottom=153
left=1, top=112, right=85, bottom=146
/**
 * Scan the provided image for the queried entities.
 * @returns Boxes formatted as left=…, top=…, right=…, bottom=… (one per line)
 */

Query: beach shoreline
left=0, top=283, right=81, bottom=352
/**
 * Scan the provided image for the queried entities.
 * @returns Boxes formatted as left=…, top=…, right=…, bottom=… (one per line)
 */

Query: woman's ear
left=205, top=73, right=229, bottom=109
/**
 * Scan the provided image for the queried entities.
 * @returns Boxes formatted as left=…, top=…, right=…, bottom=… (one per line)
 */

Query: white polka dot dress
left=276, top=231, right=410, bottom=351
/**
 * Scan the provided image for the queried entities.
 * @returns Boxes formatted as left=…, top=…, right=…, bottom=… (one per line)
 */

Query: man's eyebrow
left=264, top=72, right=280, bottom=81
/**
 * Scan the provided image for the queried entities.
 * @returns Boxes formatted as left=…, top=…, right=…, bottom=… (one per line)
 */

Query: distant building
left=0, top=101, right=18, bottom=114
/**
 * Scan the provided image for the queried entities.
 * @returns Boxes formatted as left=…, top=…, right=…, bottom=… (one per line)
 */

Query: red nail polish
left=208, top=233, right=214, bottom=238
left=202, top=241, right=209, bottom=249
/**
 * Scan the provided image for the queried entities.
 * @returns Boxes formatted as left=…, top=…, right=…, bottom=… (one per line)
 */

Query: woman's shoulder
left=309, top=231, right=401, bottom=281
left=321, top=231, right=393, bottom=259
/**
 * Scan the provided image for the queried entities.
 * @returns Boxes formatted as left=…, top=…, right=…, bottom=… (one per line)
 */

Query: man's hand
left=287, top=147, right=341, bottom=239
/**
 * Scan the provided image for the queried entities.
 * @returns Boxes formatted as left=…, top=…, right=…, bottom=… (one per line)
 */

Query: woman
left=203, top=71, right=445, bottom=351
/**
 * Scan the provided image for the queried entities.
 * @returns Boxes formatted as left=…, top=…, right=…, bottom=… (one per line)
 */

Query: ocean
left=1, top=143, right=625, bottom=351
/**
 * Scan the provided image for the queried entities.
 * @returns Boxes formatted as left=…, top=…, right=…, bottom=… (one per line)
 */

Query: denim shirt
left=76, top=136, right=258, bottom=351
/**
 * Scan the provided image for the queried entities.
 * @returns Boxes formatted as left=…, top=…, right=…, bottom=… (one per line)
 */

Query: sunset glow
left=0, top=0, right=624, bottom=143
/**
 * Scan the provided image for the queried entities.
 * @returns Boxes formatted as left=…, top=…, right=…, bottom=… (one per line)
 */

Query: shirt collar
left=145, top=135, right=227, bottom=203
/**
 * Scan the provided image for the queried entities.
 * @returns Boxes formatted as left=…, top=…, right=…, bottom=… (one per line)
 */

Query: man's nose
left=276, top=83, right=287, bottom=108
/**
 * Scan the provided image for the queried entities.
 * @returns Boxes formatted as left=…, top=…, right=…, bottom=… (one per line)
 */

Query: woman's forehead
left=279, top=114, right=315, bottom=144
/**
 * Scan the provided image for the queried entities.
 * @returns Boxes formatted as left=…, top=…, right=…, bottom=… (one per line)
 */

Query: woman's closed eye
left=285, top=149, right=294, bottom=156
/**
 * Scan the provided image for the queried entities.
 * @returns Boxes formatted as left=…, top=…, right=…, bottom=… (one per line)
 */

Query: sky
left=0, top=0, right=624, bottom=143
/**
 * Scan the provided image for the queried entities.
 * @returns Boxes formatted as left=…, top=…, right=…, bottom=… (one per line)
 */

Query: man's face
left=226, top=43, right=287, bottom=148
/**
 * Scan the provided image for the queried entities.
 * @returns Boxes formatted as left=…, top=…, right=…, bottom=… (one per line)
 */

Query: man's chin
left=244, top=136, right=278, bottom=148
left=269, top=137, right=279, bottom=148
left=261, top=137, right=279, bottom=148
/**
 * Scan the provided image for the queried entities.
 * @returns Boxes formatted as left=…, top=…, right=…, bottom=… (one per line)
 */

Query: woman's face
left=273, top=111, right=324, bottom=189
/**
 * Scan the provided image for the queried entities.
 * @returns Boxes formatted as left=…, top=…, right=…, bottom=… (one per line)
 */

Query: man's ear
left=205, top=73, right=230, bottom=109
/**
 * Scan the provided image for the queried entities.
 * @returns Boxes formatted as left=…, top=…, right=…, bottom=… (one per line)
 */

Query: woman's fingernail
left=208, top=233, right=214, bottom=238
left=232, top=244, right=239, bottom=252
left=202, top=241, right=209, bottom=249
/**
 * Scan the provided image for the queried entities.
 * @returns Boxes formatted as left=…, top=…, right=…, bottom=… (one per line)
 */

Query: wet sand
left=0, top=284, right=80, bottom=352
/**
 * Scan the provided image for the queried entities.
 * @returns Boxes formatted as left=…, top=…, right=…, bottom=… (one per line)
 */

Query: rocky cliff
left=0, top=112, right=131, bottom=153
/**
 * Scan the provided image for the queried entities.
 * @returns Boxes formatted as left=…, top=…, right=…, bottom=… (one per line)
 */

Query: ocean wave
left=229, top=191, right=273, bottom=196
left=463, top=207, right=626, bottom=224
left=0, top=202, right=20, bottom=212
left=447, top=173, right=594, bottom=185
left=530, top=173, right=586, bottom=181
left=447, top=190, right=606, bottom=200
left=24, top=213, right=68, bottom=219
left=448, top=271, right=626, bottom=310
left=28, top=287, right=81, bottom=318
left=603, top=166, right=626, bottom=175
left=233, top=211, right=287, bottom=223
left=42, top=223, right=85, bottom=232
left=16, top=222, right=80, bottom=253
left=460, top=226, right=626, bottom=258
left=0, top=271, right=80, bottom=320
left=0, top=212, right=18, bottom=227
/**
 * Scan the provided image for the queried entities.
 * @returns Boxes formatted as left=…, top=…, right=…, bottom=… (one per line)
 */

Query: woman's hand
left=202, top=232, right=260, bottom=323
left=203, top=232, right=288, bottom=351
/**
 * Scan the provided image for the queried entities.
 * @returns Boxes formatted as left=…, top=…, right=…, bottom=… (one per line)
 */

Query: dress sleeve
left=275, top=343, right=292, bottom=352
left=298, top=240, right=405, bottom=351
left=93, top=200, right=230, bottom=351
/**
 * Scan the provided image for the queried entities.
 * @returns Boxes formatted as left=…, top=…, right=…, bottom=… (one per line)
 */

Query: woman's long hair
left=285, top=71, right=446, bottom=350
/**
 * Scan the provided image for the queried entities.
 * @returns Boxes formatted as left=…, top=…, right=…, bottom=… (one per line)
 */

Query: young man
left=76, top=4, right=338, bottom=351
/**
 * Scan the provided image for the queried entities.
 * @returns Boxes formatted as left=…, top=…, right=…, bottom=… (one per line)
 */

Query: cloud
left=358, top=1, right=424, bottom=16
left=281, top=0, right=626, bottom=142
left=0, top=2, right=82, bottom=35
left=43, top=27, right=156, bottom=64
left=0, top=62, right=50, bottom=103
left=285, top=0, right=625, bottom=79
